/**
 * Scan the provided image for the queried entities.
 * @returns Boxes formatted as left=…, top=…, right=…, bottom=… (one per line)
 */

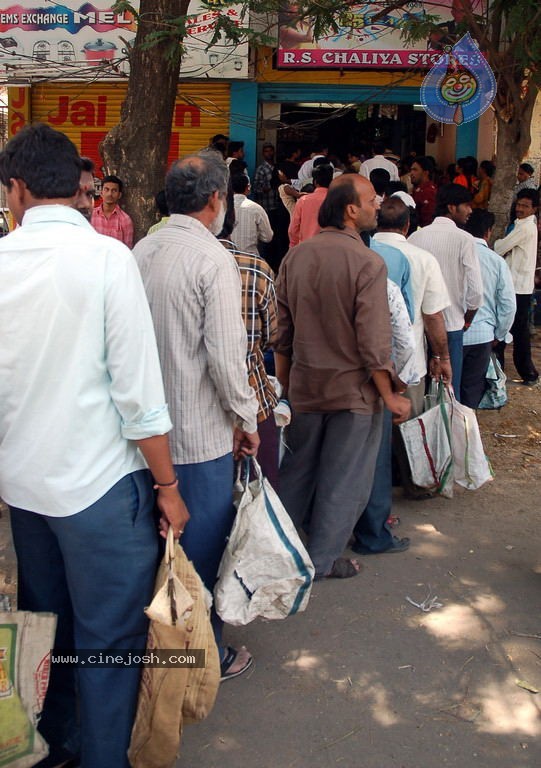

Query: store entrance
left=277, top=102, right=426, bottom=164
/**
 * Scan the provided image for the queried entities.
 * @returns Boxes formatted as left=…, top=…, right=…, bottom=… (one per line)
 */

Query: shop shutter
left=30, top=81, right=230, bottom=171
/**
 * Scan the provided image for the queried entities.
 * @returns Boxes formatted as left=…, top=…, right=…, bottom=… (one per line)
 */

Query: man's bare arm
left=135, top=434, right=190, bottom=539
left=423, top=310, right=452, bottom=384
left=371, top=370, right=411, bottom=424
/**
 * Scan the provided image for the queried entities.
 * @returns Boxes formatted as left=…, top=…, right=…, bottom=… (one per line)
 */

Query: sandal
left=220, top=645, right=253, bottom=682
left=326, top=557, right=362, bottom=579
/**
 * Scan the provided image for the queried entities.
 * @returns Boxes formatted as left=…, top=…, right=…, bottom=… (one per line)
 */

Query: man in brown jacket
left=275, top=174, right=410, bottom=580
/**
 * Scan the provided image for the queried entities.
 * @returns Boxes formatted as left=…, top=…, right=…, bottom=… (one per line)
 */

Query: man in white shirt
left=134, top=152, right=260, bottom=681
left=359, top=140, right=400, bottom=182
left=296, top=142, right=329, bottom=188
left=494, top=188, right=539, bottom=384
left=409, top=183, right=483, bottom=399
left=352, top=197, right=451, bottom=544
left=230, top=172, right=274, bottom=255
left=374, top=197, right=452, bottom=411
left=0, top=124, right=187, bottom=768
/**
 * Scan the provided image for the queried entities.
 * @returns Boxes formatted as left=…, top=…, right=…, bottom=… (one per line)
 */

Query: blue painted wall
left=230, top=82, right=258, bottom=178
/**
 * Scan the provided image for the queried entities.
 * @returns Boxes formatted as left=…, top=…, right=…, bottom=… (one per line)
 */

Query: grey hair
left=165, top=151, right=228, bottom=215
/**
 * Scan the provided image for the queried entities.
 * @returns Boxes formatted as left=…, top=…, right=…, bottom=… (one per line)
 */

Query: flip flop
left=220, top=646, right=253, bottom=682
left=326, top=557, right=362, bottom=579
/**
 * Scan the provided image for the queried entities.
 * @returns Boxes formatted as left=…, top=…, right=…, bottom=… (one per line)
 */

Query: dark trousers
left=447, top=329, right=464, bottom=400
left=257, top=413, right=280, bottom=491
left=279, top=410, right=382, bottom=577
left=9, top=471, right=159, bottom=768
left=261, top=206, right=290, bottom=274
left=498, top=294, right=539, bottom=382
left=461, top=341, right=493, bottom=408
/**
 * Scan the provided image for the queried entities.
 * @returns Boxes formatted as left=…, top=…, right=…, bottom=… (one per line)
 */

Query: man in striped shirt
left=134, top=152, right=260, bottom=681
left=409, top=183, right=483, bottom=399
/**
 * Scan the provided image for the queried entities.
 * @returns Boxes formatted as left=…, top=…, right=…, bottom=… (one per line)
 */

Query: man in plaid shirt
left=253, top=143, right=279, bottom=213
left=232, top=248, right=279, bottom=488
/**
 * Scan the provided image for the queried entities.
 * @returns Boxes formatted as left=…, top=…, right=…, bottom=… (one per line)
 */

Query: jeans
left=9, top=470, right=159, bottom=768
left=174, top=454, right=235, bottom=650
left=353, top=408, right=394, bottom=552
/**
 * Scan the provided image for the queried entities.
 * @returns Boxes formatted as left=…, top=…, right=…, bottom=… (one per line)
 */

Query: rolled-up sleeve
left=104, top=250, right=172, bottom=439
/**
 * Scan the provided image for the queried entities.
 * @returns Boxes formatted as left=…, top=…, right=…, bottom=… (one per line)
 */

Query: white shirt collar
left=432, top=216, right=458, bottom=228
left=514, top=214, right=537, bottom=226
left=22, top=204, right=92, bottom=228
left=374, top=231, right=407, bottom=242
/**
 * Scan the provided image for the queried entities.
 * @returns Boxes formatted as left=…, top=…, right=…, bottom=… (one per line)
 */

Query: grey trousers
left=279, top=409, right=383, bottom=577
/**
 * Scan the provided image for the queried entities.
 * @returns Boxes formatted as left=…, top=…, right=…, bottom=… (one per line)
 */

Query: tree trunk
left=101, top=0, right=189, bottom=243
left=489, top=70, right=538, bottom=238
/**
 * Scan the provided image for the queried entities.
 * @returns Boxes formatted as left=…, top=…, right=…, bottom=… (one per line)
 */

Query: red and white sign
left=278, top=0, right=486, bottom=70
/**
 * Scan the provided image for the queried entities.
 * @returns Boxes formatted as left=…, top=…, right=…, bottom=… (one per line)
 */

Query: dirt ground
left=1, top=343, right=540, bottom=768
left=179, top=346, right=541, bottom=768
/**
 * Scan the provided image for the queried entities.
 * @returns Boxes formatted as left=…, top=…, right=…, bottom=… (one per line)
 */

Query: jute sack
left=0, top=611, right=56, bottom=768
left=128, top=529, right=220, bottom=768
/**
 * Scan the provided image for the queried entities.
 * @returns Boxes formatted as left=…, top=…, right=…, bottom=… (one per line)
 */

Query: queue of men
left=0, top=125, right=539, bottom=767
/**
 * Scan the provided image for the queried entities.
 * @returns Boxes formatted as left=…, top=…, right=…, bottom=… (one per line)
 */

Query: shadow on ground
left=180, top=435, right=541, bottom=768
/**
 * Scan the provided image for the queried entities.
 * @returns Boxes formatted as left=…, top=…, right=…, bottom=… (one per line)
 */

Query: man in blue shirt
left=0, top=124, right=188, bottom=768
left=462, top=209, right=516, bottom=407
left=369, top=236, right=415, bottom=322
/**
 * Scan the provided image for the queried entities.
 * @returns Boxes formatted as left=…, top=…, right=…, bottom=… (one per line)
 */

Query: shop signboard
left=0, top=0, right=248, bottom=78
left=277, top=0, right=486, bottom=70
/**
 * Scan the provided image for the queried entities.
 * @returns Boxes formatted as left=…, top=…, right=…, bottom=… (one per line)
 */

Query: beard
left=209, top=200, right=226, bottom=236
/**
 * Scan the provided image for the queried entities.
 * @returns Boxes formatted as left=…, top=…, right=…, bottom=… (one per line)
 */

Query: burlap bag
left=128, top=530, right=220, bottom=768
left=0, top=611, right=56, bottom=768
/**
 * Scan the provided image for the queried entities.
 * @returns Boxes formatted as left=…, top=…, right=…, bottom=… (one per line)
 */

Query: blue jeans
left=447, top=329, right=464, bottom=401
left=353, top=408, right=394, bottom=552
left=174, top=454, right=235, bottom=651
left=9, top=470, right=159, bottom=768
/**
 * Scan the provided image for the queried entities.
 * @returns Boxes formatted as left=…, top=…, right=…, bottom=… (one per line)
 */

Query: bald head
left=318, top=174, right=379, bottom=232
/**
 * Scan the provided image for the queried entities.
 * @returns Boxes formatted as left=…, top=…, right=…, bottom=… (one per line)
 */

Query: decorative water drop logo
left=420, top=33, right=496, bottom=124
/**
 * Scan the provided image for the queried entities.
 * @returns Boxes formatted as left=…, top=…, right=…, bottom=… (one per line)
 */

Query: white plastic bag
left=399, top=390, right=454, bottom=497
left=448, top=389, right=494, bottom=490
left=214, top=458, right=314, bottom=626
left=399, top=382, right=493, bottom=497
